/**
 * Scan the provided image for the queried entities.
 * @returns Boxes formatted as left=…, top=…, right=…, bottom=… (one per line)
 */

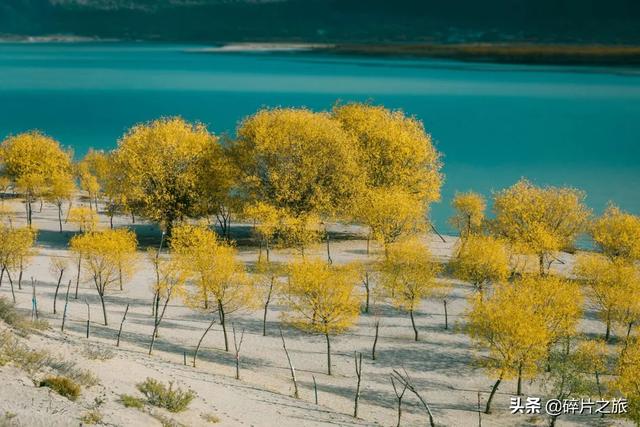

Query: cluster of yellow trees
left=2, top=102, right=640, bottom=423
left=447, top=183, right=640, bottom=421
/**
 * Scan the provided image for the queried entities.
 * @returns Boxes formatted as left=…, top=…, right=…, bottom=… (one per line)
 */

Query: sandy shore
left=0, top=197, right=632, bottom=426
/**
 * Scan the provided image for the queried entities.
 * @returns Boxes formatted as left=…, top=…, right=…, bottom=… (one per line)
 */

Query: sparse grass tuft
left=119, top=394, right=145, bottom=409
left=150, top=412, right=186, bottom=427
left=83, top=345, right=114, bottom=361
left=80, top=409, right=103, bottom=425
left=0, top=411, right=18, bottom=427
left=0, top=297, right=48, bottom=335
left=136, top=378, right=195, bottom=413
left=47, top=358, right=99, bottom=387
left=0, top=331, right=51, bottom=374
left=39, top=375, right=81, bottom=401
left=201, top=413, right=220, bottom=423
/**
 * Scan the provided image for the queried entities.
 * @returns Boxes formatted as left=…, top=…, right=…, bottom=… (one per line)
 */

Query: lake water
left=1, top=43, right=639, bottom=232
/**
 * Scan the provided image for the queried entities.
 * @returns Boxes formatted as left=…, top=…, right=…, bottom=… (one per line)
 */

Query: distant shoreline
left=321, top=43, right=640, bottom=66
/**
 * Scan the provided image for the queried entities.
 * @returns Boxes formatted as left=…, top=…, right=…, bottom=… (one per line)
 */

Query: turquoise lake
left=1, top=43, right=639, bottom=232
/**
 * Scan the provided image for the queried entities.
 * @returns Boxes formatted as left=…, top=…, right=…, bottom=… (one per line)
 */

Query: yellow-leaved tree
left=449, top=191, right=486, bottom=240
left=69, top=229, right=138, bottom=325
left=354, top=188, right=426, bottom=257
left=46, top=170, right=76, bottom=232
left=591, top=204, right=640, bottom=262
left=0, top=225, right=36, bottom=302
left=243, top=202, right=280, bottom=262
left=333, top=103, right=442, bottom=252
left=68, top=206, right=99, bottom=233
left=613, top=338, right=640, bottom=424
left=467, top=275, right=582, bottom=413
left=111, top=117, right=216, bottom=234
left=172, top=223, right=254, bottom=352
left=379, top=238, right=445, bottom=341
left=231, top=108, right=364, bottom=253
left=575, top=253, right=640, bottom=342
left=492, top=179, right=590, bottom=275
left=283, top=258, right=361, bottom=375
left=450, top=234, right=509, bottom=296
left=1, top=131, right=72, bottom=226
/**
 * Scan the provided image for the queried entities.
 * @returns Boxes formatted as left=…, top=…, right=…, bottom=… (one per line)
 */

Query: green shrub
left=120, top=394, right=145, bottom=409
left=136, top=378, right=195, bottom=413
left=39, top=376, right=81, bottom=401
left=79, top=409, right=103, bottom=425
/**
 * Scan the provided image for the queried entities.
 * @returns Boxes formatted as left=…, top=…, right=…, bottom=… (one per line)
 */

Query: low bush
left=136, top=378, right=195, bottom=413
left=0, top=332, right=51, bottom=374
left=80, top=409, right=103, bottom=425
left=83, top=345, right=114, bottom=361
left=120, top=394, right=145, bottom=409
left=39, top=376, right=81, bottom=401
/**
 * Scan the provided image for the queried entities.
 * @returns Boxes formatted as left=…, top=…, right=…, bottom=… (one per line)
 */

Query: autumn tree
left=172, top=223, right=254, bottom=351
left=613, top=338, right=640, bottom=424
left=69, top=229, right=137, bottom=325
left=111, top=117, right=215, bottom=234
left=112, top=229, right=138, bottom=291
left=379, top=238, right=444, bottom=341
left=575, top=254, right=640, bottom=342
left=1, top=131, right=72, bottom=226
left=49, top=256, right=68, bottom=314
left=254, top=258, right=282, bottom=337
left=243, top=202, right=280, bottom=262
left=46, top=170, right=76, bottom=232
left=492, top=179, right=590, bottom=275
left=283, top=258, right=361, bottom=375
left=354, top=188, right=425, bottom=257
left=148, top=250, right=186, bottom=355
left=12, top=227, right=37, bottom=290
left=449, top=191, right=486, bottom=239
left=68, top=206, right=98, bottom=233
left=591, top=204, right=640, bottom=262
left=0, top=226, right=36, bottom=302
left=333, top=103, right=442, bottom=251
left=232, top=108, right=364, bottom=251
left=467, top=276, right=582, bottom=413
left=450, top=235, right=509, bottom=296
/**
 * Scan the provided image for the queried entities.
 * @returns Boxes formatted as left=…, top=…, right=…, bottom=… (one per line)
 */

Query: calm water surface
left=1, top=43, right=639, bottom=232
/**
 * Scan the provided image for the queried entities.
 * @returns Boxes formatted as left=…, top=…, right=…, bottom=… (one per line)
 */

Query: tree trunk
left=218, top=300, right=229, bottom=352
left=605, top=313, right=611, bottom=342
left=325, top=332, right=332, bottom=375
left=74, top=255, right=81, bottom=299
left=58, top=204, right=63, bottom=232
left=7, top=270, right=16, bottom=303
left=193, top=317, right=216, bottom=367
left=539, top=253, right=546, bottom=276
left=0, top=266, right=4, bottom=287
left=353, top=352, right=363, bottom=418
left=53, top=269, right=64, bottom=314
left=363, top=272, right=370, bottom=313
left=372, top=320, right=380, bottom=360
left=18, top=260, right=23, bottom=290
left=444, top=300, right=448, bottom=330
left=516, top=362, right=523, bottom=395
left=116, top=304, right=129, bottom=347
left=485, top=375, right=503, bottom=414
left=409, top=309, right=419, bottom=341
left=99, top=292, right=108, bottom=326
left=263, top=277, right=274, bottom=336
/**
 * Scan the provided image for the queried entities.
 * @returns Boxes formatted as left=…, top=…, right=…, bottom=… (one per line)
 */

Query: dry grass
left=80, top=409, right=103, bottom=425
left=39, top=376, right=81, bottom=401
left=137, top=378, right=195, bottom=413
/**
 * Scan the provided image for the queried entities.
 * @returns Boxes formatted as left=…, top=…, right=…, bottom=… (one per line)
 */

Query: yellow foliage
left=450, top=235, right=509, bottom=293
left=69, top=229, right=138, bottom=325
left=354, top=188, right=425, bottom=253
left=467, top=275, right=581, bottom=383
left=112, top=117, right=216, bottom=232
left=575, top=253, right=640, bottom=338
left=379, top=238, right=444, bottom=312
left=450, top=191, right=486, bottom=238
left=0, top=225, right=37, bottom=273
left=613, top=339, right=640, bottom=424
left=492, top=179, right=590, bottom=274
left=332, top=102, right=442, bottom=203
left=233, top=107, right=364, bottom=218
left=68, top=206, right=99, bottom=233
left=591, top=204, right=640, bottom=262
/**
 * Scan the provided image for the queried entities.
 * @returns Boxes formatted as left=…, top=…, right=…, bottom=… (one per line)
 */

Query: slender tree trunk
left=409, top=309, right=419, bottom=341
left=312, top=375, right=318, bottom=404
left=485, top=375, right=503, bottom=414
left=325, top=227, right=332, bottom=265
left=280, top=329, right=299, bottom=398
left=74, top=255, right=81, bottom=299
left=116, top=304, right=129, bottom=347
left=625, top=321, right=634, bottom=350
left=58, top=204, right=63, bottom=232
left=85, top=299, right=91, bottom=338
left=18, top=259, right=23, bottom=290
left=353, top=352, right=363, bottom=418
left=7, top=269, right=16, bottom=303
left=0, top=266, right=5, bottom=287
left=98, top=292, right=108, bottom=326
left=443, top=300, right=448, bottom=330
left=193, top=317, right=217, bottom=367
left=53, top=269, right=64, bottom=314
left=372, top=320, right=380, bottom=360
left=109, top=213, right=114, bottom=229
left=605, top=313, right=611, bottom=342
left=263, top=276, right=274, bottom=336
left=539, top=253, right=546, bottom=276
left=516, top=362, right=523, bottom=395
left=61, top=280, right=71, bottom=332
left=218, top=300, right=229, bottom=352
left=325, top=331, right=332, bottom=375
left=363, top=272, right=370, bottom=313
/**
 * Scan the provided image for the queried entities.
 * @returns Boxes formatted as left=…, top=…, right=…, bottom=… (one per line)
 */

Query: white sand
left=0, top=198, right=632, bottom=426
